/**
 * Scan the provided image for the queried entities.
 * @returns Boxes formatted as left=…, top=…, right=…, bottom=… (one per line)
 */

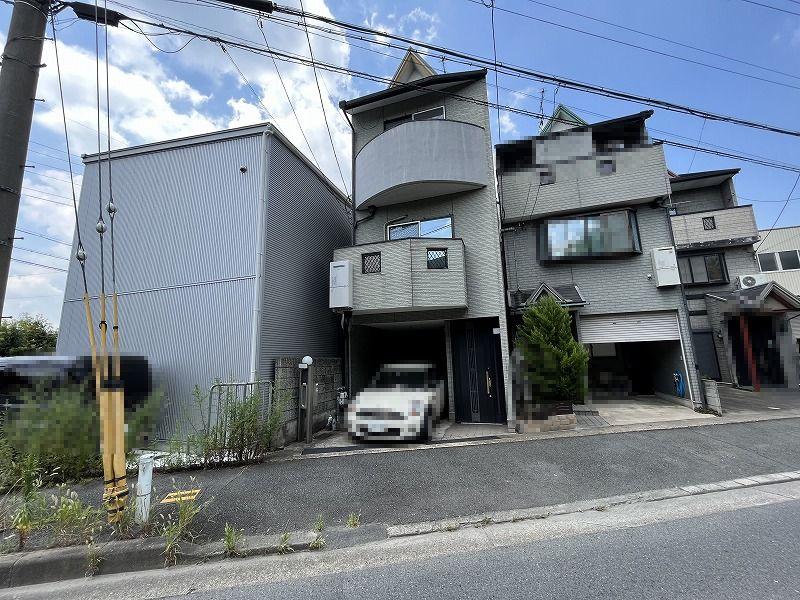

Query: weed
left=110, top=493, right=137, bottom=541
left=345, top=512, right=360, bottom=528
left=222, top=523, right=246, bottom=558
left=159, top=482, right=206, bottom=567
left=475, top=517, right=493, bottom=528
left=443, top=522, right=460, bottom=532
left=276, top=532, right=293, bottom=555
left=85, top=541, right=103, bottom=577
left=313, top=514, right=325, bottom=533
left=593, top=505, right=608, bottom=512
left=10, top=455, right=47, bottom=550
left=48, top=486, right=104, bottom=546
left=309, top=533, right=326, bottom=551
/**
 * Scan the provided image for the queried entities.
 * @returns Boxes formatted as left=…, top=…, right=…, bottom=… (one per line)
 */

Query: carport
left=579, top=311, right=694, bottom=408
left=348, top=320, right=449, bottom=418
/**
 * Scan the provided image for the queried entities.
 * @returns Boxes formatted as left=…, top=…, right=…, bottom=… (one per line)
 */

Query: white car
left=347, top=363, right=445, bottom=442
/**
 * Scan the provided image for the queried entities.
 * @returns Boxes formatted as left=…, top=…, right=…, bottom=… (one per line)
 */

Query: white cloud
left=364, top=6, right=440, bottom=46
left=161, top=79, right=211, bottom=106
left=499, top=113, right=519, bottom=137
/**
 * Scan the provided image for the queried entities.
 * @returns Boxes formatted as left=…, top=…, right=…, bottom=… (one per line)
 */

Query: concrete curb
left=386, top=470, right=800, bottom=538
left=0, top=530, right=319, bottom=589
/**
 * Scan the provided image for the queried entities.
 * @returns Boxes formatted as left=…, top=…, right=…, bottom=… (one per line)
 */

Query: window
left=539, top=166, right=556, bottom=185
left=758, top=252, right=778, bottom=272
left=702, top=216, right=717, bottom=231
left=678, top=253, right=727, bottom=285
left=778, top=250, right=800, bottom=270
left=426, top=248, right=448, bottom=269
left=362, top=252, right=381, bottom=274
left=540, top=210, right=641, bottom=261
left=384, top=106, right=445, bottom=131
left=387, top=216, right=453, bottom=240
left=759, top=250, right=800, bottom=271
left=597, top=159, right=615, bottom=175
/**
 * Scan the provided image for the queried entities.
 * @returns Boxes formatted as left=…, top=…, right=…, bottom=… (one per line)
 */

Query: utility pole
left=0, top=0, right=51, bottom=317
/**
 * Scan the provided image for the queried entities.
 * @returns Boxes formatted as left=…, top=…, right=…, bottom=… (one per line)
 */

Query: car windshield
left=373, top=369, right=430, bottom=389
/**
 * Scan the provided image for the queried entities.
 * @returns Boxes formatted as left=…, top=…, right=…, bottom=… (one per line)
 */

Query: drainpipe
left=662, top=201, right=709, bottom=410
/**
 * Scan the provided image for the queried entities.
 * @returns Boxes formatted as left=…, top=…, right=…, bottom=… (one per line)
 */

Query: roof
left=709, top=281, right=800, bottom=312
left=390, top=49, right=437, bottom=87
left=82, top=122, right=349, bottom=204
left=539, top=104, right=587, bottom=135
left=508, top=282, right=587, bottom=310
left=339, top=69, right=487, bottom=114
left=670, top=169, right=740, bottom=183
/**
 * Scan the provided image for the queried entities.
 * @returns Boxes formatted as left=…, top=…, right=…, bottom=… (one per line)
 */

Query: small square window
left=597, top=159, right=615, bottom=175
left=362, top=252, right=381, bottom=274
left=426, top=248, right=448, bottom=269
left=702, top=216, right=716, bottom=231
left=539, top=167, right=556, bottom=185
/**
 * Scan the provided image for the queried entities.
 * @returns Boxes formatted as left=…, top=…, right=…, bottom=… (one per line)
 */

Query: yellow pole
left=108, top=292, right=128, bottom=522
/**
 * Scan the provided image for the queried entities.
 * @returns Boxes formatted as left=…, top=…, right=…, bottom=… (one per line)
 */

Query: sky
left=1, top=0, right=799, bottom=327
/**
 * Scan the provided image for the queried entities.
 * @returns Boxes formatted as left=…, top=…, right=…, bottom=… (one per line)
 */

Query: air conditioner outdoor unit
left=736, top=273, right=771, bottom=289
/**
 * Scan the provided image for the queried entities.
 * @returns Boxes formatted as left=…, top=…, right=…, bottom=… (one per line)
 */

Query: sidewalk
left=69, top=416, right=800, bottom=543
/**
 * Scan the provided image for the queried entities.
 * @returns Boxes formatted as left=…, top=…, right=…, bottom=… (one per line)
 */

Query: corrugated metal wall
left=256, top=134, right=352, bottom=380
left=57, top=133, right=265, bottom=440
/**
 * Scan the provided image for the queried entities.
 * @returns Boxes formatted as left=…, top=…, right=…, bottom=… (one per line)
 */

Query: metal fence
left=206, top=380, right=274, bottom=436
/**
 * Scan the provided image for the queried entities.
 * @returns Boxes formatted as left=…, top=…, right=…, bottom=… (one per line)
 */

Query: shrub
left=0, top=314, right=57, bottom=357
left=514, top=295, right=588, bottom=420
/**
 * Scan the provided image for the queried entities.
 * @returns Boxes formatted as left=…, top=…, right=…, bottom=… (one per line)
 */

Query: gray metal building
left=57, top=123, right=351, bottom=439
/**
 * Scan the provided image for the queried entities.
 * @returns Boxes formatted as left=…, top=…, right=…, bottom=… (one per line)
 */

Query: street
left=16, top=478, right=800, bottom=599
left=80, top=417, right=800, bottom=541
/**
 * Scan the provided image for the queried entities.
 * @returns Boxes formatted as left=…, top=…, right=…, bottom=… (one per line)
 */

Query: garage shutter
left=579, top=311, right=680, bottom=344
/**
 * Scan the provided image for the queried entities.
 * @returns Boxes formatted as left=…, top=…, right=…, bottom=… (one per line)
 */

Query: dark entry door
left=693, top=331, right=721, bottom=381
left=451, top=318, right=506, bottom=423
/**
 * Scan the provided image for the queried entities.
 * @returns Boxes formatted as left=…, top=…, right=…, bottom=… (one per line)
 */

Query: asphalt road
left=168, top=498, right=800, bottom=600
left=72, top=417, right=800, bottom=540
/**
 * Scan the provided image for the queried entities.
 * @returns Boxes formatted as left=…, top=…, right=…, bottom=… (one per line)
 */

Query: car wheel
left=420, top=410, right=433, bottom=442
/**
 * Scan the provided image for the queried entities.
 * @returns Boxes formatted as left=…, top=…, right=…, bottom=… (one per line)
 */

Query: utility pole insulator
left=214, top=0, right=275, bottom=13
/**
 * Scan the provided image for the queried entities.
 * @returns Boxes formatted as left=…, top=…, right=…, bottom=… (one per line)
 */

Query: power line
left=520, top=0, right=800, bottom=83
left=296, top=0, right=350, bottom=197
left=13, top=245, right=70, bottom=261
left=22, top=192, right=73, bottom=207
left=10, top=257, right=69, bottom=272
left=737, top=0, right=800, bottom=17
left=756, top=174, right=800, bottom=251
left=466, top=0, right=800, bottom=91
left=114, top=1, right=800, bottom=138
left=14, top=228, right=72, bottom=246
left=106, top=10, right=800, bottom=174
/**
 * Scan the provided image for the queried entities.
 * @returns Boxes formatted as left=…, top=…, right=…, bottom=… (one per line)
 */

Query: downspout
left=662, top=198, right=708, bottom=410
left=248, top=130, right=271, bottom=381
left=340, top=106, right=356, bottom=396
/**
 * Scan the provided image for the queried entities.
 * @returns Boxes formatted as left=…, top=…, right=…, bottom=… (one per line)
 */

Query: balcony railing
left=354, top=120, right=487, bottom=210
left=332, top=238, right=467, bottom=314
left=500, top=144, right=670, bottom=223
left=670, top=204, right=759, bottom=250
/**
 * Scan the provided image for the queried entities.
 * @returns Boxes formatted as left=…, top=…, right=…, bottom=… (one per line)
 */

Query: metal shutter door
left=580, top=312, right=680, bottom=344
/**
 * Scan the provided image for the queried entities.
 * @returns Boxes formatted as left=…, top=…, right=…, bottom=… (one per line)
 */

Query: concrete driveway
left=576, top=395, right=712, bottom=427
left=719, top=386, right=800, bottom=417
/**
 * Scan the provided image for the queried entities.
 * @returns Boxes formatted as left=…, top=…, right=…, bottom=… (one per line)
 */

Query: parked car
left=347, top=363, right=445, bottom=442
left=0, top=355, right=152, bottom=410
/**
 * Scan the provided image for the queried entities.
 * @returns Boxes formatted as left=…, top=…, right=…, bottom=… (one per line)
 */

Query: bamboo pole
left=109, top=292, right=128, bottom=522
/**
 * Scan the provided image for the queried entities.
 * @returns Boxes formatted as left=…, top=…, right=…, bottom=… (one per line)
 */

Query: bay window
left=539, top=210, right=641, bottom=261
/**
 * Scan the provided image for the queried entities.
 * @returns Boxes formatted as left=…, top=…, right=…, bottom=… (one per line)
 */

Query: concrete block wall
left=274, top=357, right=342, bottom=442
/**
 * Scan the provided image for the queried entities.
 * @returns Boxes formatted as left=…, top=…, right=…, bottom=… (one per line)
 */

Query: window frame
left=677, top=252, right=729, bottom=286
left=702, top=216, right=717, bottom=231
left=383, top=105, right=446, bottom=131
left=361, top=252, right=381, bottom=275
left=386, top=215, right=454, bottom=241
left=759, top=249, right=800, bottom=272
left=426, top=247, right=449, bottom=270
left=538, top=209, right=642, bottom=262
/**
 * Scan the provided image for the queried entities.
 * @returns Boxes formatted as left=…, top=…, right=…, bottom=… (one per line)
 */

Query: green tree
left=514, top=295, right=588, bottom=420
left=0, top=314, right=57, bottom=357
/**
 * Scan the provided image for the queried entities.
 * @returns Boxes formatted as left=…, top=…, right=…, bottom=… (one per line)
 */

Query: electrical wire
left=737, top=0, right=800, bottom=17
left=487, top=0, right=502, bottom=143
left=13, top=246, right=70, bottom=261
left=15, top=228, right=72, bottom=246
left=93, top=0, right=107, bottom=298
left=687, top=118, right=707, bottom=172
left=755, top=174, right=800, bottom=251
left=10, top=258, right=68, bottom=273
left=464, top=0, right=800, bottom=91
left=218, top=42, right=279, bottom=123
left=297, top=0, right=350, bottom=198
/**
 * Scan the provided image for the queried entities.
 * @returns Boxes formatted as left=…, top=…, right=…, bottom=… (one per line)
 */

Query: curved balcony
left=355, top=120, right=487, bottom=209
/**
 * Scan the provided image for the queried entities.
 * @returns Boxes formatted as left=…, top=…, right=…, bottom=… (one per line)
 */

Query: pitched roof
left=669, top=169, right=740, bottom=183
left=709, top=281, right=800, bottom=311
left=539, top=104, right=587, bottom=135
left=508, top=282, right=587, bottom=310
left=390, top=49, right=437, bottom=87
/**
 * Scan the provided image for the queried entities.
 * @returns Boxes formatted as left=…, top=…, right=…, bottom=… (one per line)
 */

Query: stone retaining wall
left=274, top=357, right=342, bottom=443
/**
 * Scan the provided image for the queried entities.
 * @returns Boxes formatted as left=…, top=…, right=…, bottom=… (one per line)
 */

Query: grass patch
left=222, top=523, right=246, bottom=558
left=276, top=532, right=293, bottom=555
left=313, top=514, right=325, bottom=533
left=309, top=533, right=326, bottom=551
left=345, top=512, right=360, bottom=528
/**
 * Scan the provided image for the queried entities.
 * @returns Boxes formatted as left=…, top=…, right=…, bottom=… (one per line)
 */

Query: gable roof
left=390, top=49, right=437, bottom=87
left=508, top=282, right=587, bottom=311
left=340, top=69, right=487, bottom=114
left=539, top=104, right=587, bottom=135
left=709, top=281, right=800, bottom=312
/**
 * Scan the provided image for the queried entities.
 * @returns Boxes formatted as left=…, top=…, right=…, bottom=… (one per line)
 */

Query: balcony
left=355, top=120, right=487, bottom=210
left=332, top=238, right=467, bottom=314
left=670, top=205, right=759, bottom=250
left=500, top=144, right=670, bottom=223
